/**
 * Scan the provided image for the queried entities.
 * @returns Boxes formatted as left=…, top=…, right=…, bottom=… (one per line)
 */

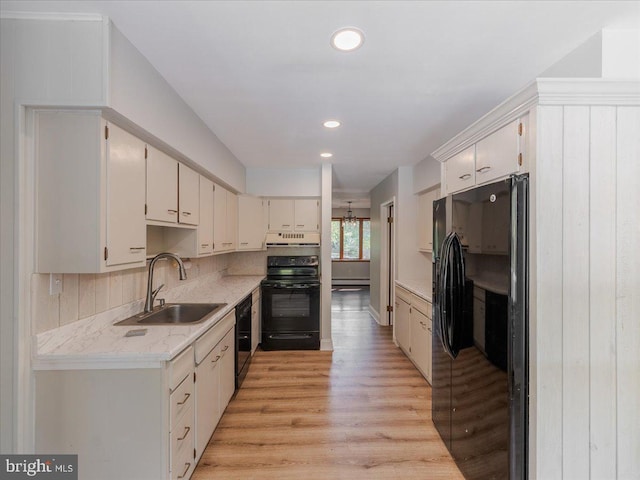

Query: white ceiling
left=2, top=1, right=639, bottom=204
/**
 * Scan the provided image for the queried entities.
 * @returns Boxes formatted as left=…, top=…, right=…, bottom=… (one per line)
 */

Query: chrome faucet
left=144, top=253, right=187, bottom=313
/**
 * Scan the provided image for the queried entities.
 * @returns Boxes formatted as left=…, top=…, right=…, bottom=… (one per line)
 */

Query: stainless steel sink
left=115, top=303, right=227, bottom=326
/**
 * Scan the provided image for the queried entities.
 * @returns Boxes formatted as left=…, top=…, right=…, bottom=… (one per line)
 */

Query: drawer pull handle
left=241, top=242, right=249, bottom=245
left=181, top=211, right=191, bottom=216
left=176, top=392, right=190, bottom=406
left=459, top=173, right=471, bottom=180
left=177, top=426, right=191, bottom=441
left=167, top=209, right=178, bottom=214
left=211, top=355, right=221, bottom=363
left=201, top=243, right=210, bottom=247
left=476, top=166, right=491, bottom=173
left=177, top=463, right=191, bottom=479
left=222, top=345, right=229, bottom=352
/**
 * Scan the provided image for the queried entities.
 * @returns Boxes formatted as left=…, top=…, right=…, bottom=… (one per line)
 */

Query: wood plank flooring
left=192, top=287, right=463, bottom=480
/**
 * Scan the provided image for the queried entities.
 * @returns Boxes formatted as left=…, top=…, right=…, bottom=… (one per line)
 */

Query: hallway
left=193, top=287, right=463, bottom=479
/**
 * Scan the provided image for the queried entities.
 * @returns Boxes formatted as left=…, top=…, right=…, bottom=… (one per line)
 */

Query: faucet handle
left=158, top=298, right=166, bottom=308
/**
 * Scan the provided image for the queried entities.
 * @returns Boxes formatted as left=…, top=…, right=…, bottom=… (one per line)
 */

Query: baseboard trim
left=368, top=305, right=382, bottom=325
left=331, top=279, right=370, bottom=286
left=320, top=338, right=334, bottom=351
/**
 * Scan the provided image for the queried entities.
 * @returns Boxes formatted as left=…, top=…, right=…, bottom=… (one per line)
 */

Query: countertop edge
left=395, top=279, right=432, bottom=303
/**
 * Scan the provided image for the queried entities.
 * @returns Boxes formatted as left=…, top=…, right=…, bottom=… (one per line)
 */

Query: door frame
left=379, top=197, right=396, bottom=326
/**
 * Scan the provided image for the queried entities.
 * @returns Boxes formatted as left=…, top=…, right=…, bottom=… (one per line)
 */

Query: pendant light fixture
left=343, top=201, right=357, bottom=224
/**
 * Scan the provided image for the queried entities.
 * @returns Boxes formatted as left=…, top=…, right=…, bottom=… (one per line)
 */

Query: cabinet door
left=238, top=196, right=266, bottom=250
left=475, top=119, right=521, bottom=185
left=213, top=184, right=227, bottom=252
left=225, top=190, right=238, bottom=249
left=444, top=145, right=475, bottom=195
left=411, top=308, right=430, bottom=378
left=395, top=294, right=411, bottom=353
left=294, top=199, right=319, bottom=232
left=219, top=327, right=235, bottom=409
left=268, top=199, right=294, bottom=231
left=178, top=164, right=200, bottom=225
left=105, top=123, right=147, bottom=266
left=198, top=176, right=214, bottom=255
left=195, top=345, right=221, bottom=460
left=146, top=146, right=178, bottom=223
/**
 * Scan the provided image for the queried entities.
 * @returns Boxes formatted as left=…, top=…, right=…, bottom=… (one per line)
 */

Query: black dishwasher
left=235, top=294, right=252, bottom=389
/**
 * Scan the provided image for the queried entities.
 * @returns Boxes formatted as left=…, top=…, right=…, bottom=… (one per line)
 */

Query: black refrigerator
left=432, top=174, right=528, bottom=480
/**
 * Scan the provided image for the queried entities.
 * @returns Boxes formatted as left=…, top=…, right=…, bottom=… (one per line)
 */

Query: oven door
left=261, top=283, right=320, bottom=350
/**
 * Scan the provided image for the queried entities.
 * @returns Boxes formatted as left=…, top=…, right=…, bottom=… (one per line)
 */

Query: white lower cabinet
left=35, top=310, right=237, bottom=480
left=394, top=285, right=433, bottom=384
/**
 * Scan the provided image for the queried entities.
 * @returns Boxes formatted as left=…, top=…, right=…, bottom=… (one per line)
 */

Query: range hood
left=265, top=232, right=320, bottom=247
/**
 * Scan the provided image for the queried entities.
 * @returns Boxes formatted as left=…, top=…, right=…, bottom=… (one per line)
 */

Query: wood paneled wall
left=532, top=105, right=640, bottom=479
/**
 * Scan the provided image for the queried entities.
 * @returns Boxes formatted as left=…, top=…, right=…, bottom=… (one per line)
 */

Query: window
left=331, top=218, right=370, bottom=260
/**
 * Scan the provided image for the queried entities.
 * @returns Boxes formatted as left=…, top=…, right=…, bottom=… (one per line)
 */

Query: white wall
left=0, top=15, right=108, bottom=453
left=412, top=157, right=441, bottom=194
left=369, top=170, right=398, bottom=320
left=246, top=167, right=321, bottom=197
left=396, top=166, right=431, bottom=285
left=532, top=103, right=640, bottom=479
left=108, top=23, right=245, bottom=192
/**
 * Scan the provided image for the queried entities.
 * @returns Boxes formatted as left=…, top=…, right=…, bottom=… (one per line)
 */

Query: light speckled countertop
left=34, top=275, right=263, bottom=370
left=395, top=279, right=432, bottom=303
left=466, top=274, right=509, bottom=295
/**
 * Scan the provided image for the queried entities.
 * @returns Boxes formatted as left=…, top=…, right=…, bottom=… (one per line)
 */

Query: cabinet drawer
left=412, top=296, right=432, bottom=319
left=195, top=324, right=226, bottom=365
left=169, top=346, right=193, bottom=391
left=170, top=374, right=194, bottom=428
left=395, top=286, right=412, bottom=305
left=171, top=403, right=195, bottom=480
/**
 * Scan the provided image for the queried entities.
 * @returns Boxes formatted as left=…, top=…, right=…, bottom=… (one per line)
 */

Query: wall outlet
left=49, top=273, right=63, bottom=295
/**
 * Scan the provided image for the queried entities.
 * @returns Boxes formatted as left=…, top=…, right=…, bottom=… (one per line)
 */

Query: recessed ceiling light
left=320, top=152, right=333, bottom=158
left=330, top=27, right=364, bottom=52
left=323, top=120, right=341, bottom=129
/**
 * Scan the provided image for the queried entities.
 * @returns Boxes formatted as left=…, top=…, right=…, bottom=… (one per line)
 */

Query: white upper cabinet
left=178, top=164, right=199, bottom=225
left=444, top=146, right=476, bottom=195
left=443, top=116, right=527, bottom=195
left=146, top=146, right=178, bottom=223
left=197, top=176, right=214, bottom=255
left=268, top=198, right=320, bottom=232
left=238, top=195, right=266, bottom=250
left=293, top=199, right=320, bottom=232
left=268, top=199, right=295, bottom=232
left=35, top=111, right=146, bottom=273
left=475, top=118, right=523, bottom=185
left=213, top=184, right=237, bottom=253
left=146, top=149, right=199, bottom=226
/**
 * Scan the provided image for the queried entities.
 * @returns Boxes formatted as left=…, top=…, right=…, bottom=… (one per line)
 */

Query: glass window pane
left=362, top=220, right=370, bottom=259
left=331, top=220, right=341, bottom=259
left=343, top=221, right=359, bottom=259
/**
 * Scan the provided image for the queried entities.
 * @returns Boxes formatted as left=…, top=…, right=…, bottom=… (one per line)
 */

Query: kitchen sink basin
left=115, top=303, right=227, bottom=326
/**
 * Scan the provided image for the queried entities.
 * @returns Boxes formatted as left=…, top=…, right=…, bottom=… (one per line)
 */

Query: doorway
left=379, top=199, right=395, bottom=326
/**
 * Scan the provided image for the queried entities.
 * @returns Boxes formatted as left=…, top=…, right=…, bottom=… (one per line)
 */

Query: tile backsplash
left=32, top=254, right=231, bottom=334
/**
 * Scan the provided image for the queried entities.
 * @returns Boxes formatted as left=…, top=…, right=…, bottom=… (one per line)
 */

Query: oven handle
left=266, top=333, right=315, bottom=340
left=263, top=284, right=319, bottom=290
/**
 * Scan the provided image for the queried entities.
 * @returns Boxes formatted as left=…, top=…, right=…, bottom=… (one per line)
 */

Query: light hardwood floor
left=192, top=287, right=463, bottom=479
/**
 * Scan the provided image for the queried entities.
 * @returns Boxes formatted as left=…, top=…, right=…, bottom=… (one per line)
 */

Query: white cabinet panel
left=294, top=199, right=319, bottom=232
left=219, top=326, right=236, bottom=410
left=198, top=176, right=214, bottom=255
left=411, top=307, right=431, bottom=379
left=444, top=146, right=475, bottom=195
left=475, top=119, right=522, bottom=185
left=146, top=146, right=178, bottom=223
left=105, top=124, right=147, bottom=267
left=268, top=199, right=294, bottom=232
left=178, top=164, right=199, bottom=225
left=238, top=195, right=265, bottom=250
left=213, top=184, right=237, bottom=253
left=395, top=288, right=411, bottom=353
left=195, top=344, right=221, bottom=459
left=35, top=110, right=146, bottom=273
